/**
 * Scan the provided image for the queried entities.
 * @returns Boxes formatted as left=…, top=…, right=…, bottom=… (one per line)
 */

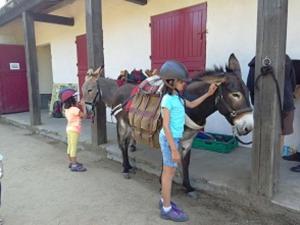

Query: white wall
left=35, top=0, right=86, bottom=84
left=206, top=0, right=300, bottom=147
left=37, top=44, right=53, bottom=94
left=0, top=19, right=24, bottom=44
left=0, top=0, right=6, bottom=8
left=202, top=0, right=257, bottom=141
left=33, top=0, right=300, bottom=146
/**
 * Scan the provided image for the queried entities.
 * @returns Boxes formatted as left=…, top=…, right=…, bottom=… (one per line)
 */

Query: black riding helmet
left=159, top=60, right=190, bottom=81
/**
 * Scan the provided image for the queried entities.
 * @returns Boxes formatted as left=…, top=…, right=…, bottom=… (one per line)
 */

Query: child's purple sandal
left=70, top=163, right=87, bottom=172
left=68, top=162, right=83, bottom=169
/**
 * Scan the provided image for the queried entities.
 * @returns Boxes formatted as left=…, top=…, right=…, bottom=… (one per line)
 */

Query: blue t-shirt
left=160, top=94, right=185, bottom=138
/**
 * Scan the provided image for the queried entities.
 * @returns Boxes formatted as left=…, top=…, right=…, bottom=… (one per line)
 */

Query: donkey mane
left=192, top=65, right=235, bottom=80
left=99, top=76, right=117, bottom=82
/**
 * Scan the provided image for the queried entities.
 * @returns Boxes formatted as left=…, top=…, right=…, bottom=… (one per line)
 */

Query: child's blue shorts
left=159, top=133, right=180, bottom=168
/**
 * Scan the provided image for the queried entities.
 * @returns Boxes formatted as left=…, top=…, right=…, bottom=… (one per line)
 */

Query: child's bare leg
left=67, top=154, right=72, bottom=162
left=161, top=166, right=176, bottom=207
left=70, top=156, right=77, bottom=164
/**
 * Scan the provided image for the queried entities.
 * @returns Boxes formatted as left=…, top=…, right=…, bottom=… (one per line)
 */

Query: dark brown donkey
left=82, top=54, right=254, bottom=196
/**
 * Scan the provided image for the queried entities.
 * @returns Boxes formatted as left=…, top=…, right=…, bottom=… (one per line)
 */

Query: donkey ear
left=93, top=66, right=104, bottom=78
left=228, top=53, right=241, bottom=77
left=86, top=68, right=94, bottom=76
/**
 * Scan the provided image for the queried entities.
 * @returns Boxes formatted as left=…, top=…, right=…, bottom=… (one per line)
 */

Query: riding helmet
left=159, top=60, right=190, bottom=81
left=59, top=88, right=77, bottom=103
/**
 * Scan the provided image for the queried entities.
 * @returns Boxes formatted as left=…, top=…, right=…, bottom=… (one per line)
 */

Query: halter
left=85, top=78, right=101, bottom=122
left=214, top=83, right=253, bottom=122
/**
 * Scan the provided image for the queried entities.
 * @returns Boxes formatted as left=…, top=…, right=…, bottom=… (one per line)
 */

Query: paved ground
left=0, top=123, right=298, bottom=225
left=2, top=111, right=300, bottom=213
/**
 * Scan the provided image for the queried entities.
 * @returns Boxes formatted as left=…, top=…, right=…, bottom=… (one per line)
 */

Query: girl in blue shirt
left=159, top=60, right=217, bottom=222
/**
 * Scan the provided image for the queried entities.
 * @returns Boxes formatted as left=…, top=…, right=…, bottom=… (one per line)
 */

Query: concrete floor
left=2, top=122, right=298, bottom=225
left=1, top=111, right=300, bottom=213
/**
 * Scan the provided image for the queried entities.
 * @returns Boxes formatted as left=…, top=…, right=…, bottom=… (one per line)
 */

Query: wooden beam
left=22, top=11, right=41, bottom=126
left=85, top=0, right=107, bottom=146
left=0, top=0, right=55, bottom=26
left=251, top=0, right=288, bottom=198
left=31, top=12, right=74, bottom=26
left=125, top=0, right=147, bottom=5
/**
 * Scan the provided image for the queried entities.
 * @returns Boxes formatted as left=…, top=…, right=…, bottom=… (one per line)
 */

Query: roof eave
left=0, top=0, right=63, bottom=27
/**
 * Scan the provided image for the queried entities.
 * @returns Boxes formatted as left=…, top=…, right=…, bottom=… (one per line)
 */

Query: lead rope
left=233, top=130, right=253, bottom=145
left=254, top=57, right=284, bottom=130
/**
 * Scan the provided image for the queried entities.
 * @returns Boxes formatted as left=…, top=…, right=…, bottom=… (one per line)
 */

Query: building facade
left=0, top=0, right=299, bottom=147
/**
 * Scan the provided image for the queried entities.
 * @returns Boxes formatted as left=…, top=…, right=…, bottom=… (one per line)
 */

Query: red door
left=151, top=3, right=207, bottom=73
left=76, top=34, right=88, bottom=97
left=0, top=45, right=29, bottom=114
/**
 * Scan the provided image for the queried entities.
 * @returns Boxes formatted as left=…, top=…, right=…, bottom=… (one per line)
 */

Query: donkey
left=82, top=54, right=254, bottom=195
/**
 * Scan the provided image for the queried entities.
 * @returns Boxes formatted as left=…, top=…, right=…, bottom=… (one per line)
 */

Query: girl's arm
left=185, top=83, right=218, bottom=109
left=78, top=99, right=87, bottom=118
left=161, top=108, right=181, bottom=163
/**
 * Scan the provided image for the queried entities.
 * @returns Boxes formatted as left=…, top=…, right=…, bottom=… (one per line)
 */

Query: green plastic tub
left=192, top=132, right=238, bottom=153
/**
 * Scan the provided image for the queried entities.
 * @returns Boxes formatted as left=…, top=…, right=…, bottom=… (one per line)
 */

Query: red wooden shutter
left=151, top=3, right=207, bottom=73
left=0, top=44, right=29, bottom=113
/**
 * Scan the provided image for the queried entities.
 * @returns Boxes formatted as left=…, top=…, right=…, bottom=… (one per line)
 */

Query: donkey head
left=195, top=54, right=253, bottom=135
left=216, top=54, right=253, bottom=135
left=82, top=66, right=104, bottom=103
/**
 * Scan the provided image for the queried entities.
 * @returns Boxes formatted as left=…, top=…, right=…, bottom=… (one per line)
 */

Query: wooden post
left=85, top=0, right=107, bottom=145
left=22, top=11, right=41, bottom=126
left=251, top=0, right=288, bottom=198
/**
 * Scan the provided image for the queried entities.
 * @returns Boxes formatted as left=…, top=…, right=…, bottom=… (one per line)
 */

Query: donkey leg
left=129, top=138, right=136, bottom=152
left=181, top=129, right=199, bottom=198
left=124, top=137, right=137, bottom=174
left=117, top=121, right=132, bottom=178
left=182, top=149, right=197, bottom=198
left=121, top=139, right=133, bottom=178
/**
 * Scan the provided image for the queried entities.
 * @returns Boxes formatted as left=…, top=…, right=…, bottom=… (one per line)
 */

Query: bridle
left=214, top=82, right=253, bottom=145
left=214, top=84, right=253, bottom=123
left=84, top=78, right=101, bottom=122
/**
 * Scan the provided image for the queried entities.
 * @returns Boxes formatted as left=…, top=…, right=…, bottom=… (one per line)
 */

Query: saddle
left=116, top=69, right=147, bottom=87
left=127, top=75, right=164, bottom=148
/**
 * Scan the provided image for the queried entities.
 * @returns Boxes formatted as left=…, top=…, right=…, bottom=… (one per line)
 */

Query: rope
left=235, top=136, right=252, bottom=145
left=254, top=64, right=284, bottom=130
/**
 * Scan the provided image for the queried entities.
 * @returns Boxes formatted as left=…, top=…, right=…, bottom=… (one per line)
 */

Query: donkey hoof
left=123, top=173, right=131, bottom=179
left=187, top=191, right=198, bottom=199
left=129, top=145, right=136, bottom=152
left=129, top=167, right=137, bottom=174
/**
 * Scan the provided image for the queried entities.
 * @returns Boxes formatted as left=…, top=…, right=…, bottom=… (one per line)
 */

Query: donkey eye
left=88, top=89, right=93, bottom=93
left=231, top=93, right=241, bottom=98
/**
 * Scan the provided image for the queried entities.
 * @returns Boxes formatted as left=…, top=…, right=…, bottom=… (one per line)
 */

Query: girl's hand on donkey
left=207, top=83, right=218, bottom=96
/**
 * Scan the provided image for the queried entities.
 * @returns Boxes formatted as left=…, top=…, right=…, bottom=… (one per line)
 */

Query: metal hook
left=262, top=57, right=271, bottom=66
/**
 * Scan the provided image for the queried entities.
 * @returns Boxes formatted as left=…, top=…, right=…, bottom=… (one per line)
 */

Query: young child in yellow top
left=60, top=89, right=87, bottom=172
